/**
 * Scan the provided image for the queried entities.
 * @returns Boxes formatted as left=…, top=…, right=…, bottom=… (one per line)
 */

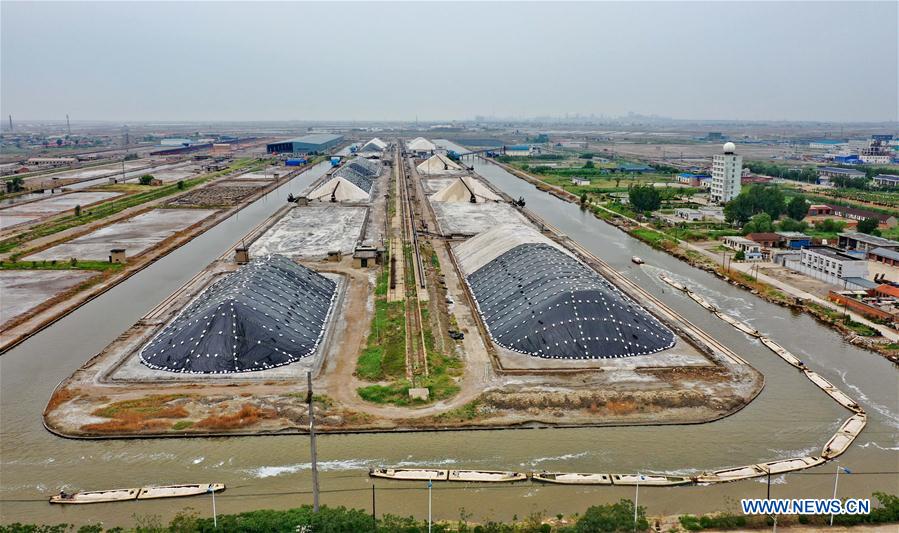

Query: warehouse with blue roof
left=267, top=133, right=344, bottom=154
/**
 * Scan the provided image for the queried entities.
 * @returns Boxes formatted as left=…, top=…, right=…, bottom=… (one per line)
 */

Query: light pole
left=830, top=465, right=850, bottom=526
left=427, top=479, right=433, bottom=533
left=634, top=473, right=643, bottom=531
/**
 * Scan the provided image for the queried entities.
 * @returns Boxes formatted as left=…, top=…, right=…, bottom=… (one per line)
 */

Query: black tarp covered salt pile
left=467, top=243, right=675, bottom=359
left=140, top=254, right=336, bottom=373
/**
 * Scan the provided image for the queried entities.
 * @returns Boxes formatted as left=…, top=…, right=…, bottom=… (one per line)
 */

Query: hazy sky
left=2, top=1, right=897, bottom=122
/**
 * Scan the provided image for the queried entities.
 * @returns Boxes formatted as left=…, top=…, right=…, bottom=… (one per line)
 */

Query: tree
left=138, top=174, right=154, bottom=186
left=583, top=160, right=595, bottom=169
left=5, top=176, right=24, bottom=193
left=56, top=138, right=63, bottom=146
left=580, top=192, right=589, bottom=207
left=815, top=218, right=846, bottom=233
left=629, top=185, right=661, bottom=212
left=177, top=180, right=185, bottom=190
left=786, top=196, right=809, bottom=221
left=734, top=250, right=746, bottom=261
left=724, top=185, right=785, bottom=225
left=778, top=218, right=808, bottom=232
left=742, top=212, right=774, bottom=234
left=857, top=217, right=880, bottom=235
left=74, top=204, right=81, bottom=216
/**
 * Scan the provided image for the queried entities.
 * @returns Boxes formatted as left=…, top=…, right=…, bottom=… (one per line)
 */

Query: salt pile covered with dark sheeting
left=140, top=254, right=336, bottom=373
left=457, top=225, right=675, bottom=359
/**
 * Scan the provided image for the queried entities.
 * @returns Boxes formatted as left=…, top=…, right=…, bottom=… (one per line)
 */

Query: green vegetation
left=138, top=174, right=155, bottom=185
left=5, top=176, right=24, bottom=193
left=628, top=184, right=661, bottom=212
left=785, top=195, right=809, bottom=220
left=0, top=259, right=124, bottom=272
left=355, top=285, right=406, bottom=381
left=857, top=216, right=881, bottom=236
left=723, top=185, right=785, bottom=225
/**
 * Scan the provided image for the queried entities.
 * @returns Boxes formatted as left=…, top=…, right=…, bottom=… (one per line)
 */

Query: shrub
left=575, top=499, right=649, bottom=532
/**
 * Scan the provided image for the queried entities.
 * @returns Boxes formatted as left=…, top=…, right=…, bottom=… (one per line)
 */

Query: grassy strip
left=0, top=259, right=124, bottom=272
left=355, top=257, right=407, bottom=381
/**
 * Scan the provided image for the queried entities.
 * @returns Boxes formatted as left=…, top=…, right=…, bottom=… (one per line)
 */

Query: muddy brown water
left=1, top=152, right=897, bottom=527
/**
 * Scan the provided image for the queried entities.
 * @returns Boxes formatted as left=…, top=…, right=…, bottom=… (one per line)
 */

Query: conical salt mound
left=140, top=255, right=336, bottom=373
left=417, top=153, right=464, bottom=175
left=431, top=176, right=501, bottom=202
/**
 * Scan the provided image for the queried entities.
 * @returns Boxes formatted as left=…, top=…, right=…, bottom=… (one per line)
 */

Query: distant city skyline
left=2, top=1, right=897, bottom=123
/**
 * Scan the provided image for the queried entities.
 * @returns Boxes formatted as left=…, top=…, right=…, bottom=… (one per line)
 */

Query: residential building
left=571, top=177, right=590, bottom=186
left=807, top=204, right=833, bottom=216
left=723, top=235, right=762, bottom=259
left=676, top=172, right=711, bottom=186
left=796, top=246, right=869, bottom=285
left=873, top=174, right=899, bottom=188
left=830, top=206, right=898, bottom=228
left=710, top=142, right=742, bottom=204
left=698, top=206, right=725, bottom=221
left=746, top=232, right=782, bottom=248
left=838, top=232, right=899, bottom=253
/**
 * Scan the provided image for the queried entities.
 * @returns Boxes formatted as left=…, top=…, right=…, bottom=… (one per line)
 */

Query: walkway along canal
left=0, top=148, right=896, bottom=527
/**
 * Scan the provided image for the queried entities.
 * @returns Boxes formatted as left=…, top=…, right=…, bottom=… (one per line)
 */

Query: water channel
left=0, top=149, right=896, bottom=527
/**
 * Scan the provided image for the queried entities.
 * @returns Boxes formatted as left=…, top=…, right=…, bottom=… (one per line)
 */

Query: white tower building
left=710, top=142, right=742, bottom=204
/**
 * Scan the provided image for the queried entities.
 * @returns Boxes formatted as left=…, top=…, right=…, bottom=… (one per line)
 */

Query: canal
left=0, top=149, right=896, bottom=527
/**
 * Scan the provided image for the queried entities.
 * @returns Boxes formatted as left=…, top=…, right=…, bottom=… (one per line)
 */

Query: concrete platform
left=494, top=337, right=711, bottom=371
left=431, top=201, right=529, bottom=236
left=27, top=208, right=216, bottom=261
left=0, top=270, right=96, bottom=327
left=248, top=206, right=367, bottom=260
left=0, top=191, right=122, bottom=216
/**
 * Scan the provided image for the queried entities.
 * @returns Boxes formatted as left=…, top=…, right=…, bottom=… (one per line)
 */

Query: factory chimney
left=66, top=114, right=71, bottom=135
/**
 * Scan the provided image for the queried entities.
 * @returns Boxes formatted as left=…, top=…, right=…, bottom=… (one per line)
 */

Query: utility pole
left=7, top=115, right=11, bottom=132
left=306, top=371, right=320, bottom=513
left=371, top=484, right=376, bottom=528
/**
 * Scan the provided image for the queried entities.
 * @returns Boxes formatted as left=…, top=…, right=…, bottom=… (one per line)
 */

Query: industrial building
left=139, top=255, right=336, bottom=374
left=455, top=225, right=676, bottom=359
left=839, top=232, right=899, bottom=253
left=795, top=246, right=869, bottom=286
left=266, top=134, right=344, bottom=154
left=710, top=142, right=742, bottom=204
left=873, top=174, right=899, bottom=187
left=817, top=166, right=866, bottom=187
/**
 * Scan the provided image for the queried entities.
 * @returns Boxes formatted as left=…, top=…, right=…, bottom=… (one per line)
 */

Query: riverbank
left=488, top=158, right=899, bottom=365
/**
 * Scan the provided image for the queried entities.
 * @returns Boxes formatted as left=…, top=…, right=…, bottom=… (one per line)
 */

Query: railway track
left=395, top=142, right=429, bottom=381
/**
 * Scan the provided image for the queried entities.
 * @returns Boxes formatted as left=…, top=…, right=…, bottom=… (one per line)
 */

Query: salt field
left=27, top=208, right=216, bottom=261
